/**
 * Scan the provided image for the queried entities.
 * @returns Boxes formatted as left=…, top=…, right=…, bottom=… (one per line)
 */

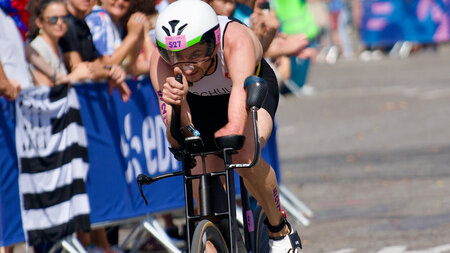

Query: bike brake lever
left=138, top=182, right=149, bottom=206
left=137, top=174, right=153, bottom=205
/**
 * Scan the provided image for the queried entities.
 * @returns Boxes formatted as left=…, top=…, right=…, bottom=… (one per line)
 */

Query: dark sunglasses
left=44, top=15, right=70, bottom=25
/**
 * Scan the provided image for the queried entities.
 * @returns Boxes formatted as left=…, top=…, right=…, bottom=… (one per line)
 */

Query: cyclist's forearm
left=157, top=92, right=192, bottom=148
left=219, top=89, right=247, bottom=136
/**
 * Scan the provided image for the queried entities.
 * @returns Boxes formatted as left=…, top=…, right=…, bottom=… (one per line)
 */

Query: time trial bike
left=137, top=75, right=271, bottom=253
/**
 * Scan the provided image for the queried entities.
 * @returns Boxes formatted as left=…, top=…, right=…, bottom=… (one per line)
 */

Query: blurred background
left=2, top=0, right=450, bottom=252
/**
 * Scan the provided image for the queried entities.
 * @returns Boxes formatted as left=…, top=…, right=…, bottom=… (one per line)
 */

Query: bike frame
left=138, top=76, right=268, bottom=253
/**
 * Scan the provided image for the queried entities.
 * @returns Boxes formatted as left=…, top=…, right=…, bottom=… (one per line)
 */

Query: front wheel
left=254, top=205, right=270, bottom=253
left=191, top=220, right=229, bottom=253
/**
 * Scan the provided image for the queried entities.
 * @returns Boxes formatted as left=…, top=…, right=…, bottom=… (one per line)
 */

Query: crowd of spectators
left=1, top=0, right=443, bottom=251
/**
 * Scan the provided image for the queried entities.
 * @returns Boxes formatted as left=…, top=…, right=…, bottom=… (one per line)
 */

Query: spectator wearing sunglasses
left=28, top=0, right=93, bottom=86
left=85, top=0, right=154, bottom=77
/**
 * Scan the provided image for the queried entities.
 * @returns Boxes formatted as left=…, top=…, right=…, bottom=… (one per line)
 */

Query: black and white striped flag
left=15, top=85, right=91, bottom=246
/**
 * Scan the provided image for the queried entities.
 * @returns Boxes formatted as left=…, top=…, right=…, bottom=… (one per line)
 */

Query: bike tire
left=191, top=220, right=229, bottom=253
left=254, top=205, right=270, bottom=253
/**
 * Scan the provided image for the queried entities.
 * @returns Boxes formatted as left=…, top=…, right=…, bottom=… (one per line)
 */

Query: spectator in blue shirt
left=85, top=0, right=154, bottom=76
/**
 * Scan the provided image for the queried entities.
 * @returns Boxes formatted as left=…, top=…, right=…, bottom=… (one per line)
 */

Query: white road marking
left=420, top=88, right=450, bottom=100
left=301, top=85, right=450, bottom=100
left=326, top=244, right=450, bottom=253
left=377, top=246, right=408, bottom=253
left=326, top=248, right=356, bottom=253
left=424, top=243, right=450, bottom=253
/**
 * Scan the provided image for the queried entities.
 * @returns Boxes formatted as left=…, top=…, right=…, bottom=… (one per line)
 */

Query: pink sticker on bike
left=246, top=210, right=255, bottom=232
left=166, top=35, right=187, bottom=50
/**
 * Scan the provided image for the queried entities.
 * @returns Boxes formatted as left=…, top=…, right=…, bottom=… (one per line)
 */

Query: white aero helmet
left=155, top=0, right=221, bottom=65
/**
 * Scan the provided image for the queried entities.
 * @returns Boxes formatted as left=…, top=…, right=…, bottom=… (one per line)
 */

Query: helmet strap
left=205, top=54, right=217, bottom=76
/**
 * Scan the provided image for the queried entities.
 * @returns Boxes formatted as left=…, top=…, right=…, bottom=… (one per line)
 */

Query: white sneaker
left=268, top=224, right=302, bottom=253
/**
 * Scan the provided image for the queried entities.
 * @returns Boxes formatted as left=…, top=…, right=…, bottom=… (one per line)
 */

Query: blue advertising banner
left=0, top=78, right=281, bottom=246
left=361, top=0, right=450, bottom=46
left=0, top=100, right=24, bottom=246
left=75, top=79, right=184, bottom=224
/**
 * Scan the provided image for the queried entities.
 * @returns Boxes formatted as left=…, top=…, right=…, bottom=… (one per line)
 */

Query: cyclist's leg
left=190, top=156, right=246, bottom=252
left=233, top=109, right=287, bottom=232
left=234, top=109, right=302, bottom=251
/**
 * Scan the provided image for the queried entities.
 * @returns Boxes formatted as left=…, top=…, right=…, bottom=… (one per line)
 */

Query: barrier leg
left=119, top=222, right=153, bottom=252
left=142, top=217, right=181, bottom=253
left=279, top=185, right=314, bottom=218
left=47, top=235, right=87, bottom=253
left=280, top=194, right=310, bottom=226
left=130, top=225, right=148, bottom=252
left=69, top=235, right=87, bottom=253
left=48, top=237, right=79, bottom=253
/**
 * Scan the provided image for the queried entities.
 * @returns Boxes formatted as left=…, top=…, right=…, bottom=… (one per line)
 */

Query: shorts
left=187, top=58, right=279, bottom=151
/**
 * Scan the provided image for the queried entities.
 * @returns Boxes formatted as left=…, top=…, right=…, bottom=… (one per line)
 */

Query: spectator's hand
left=297, top=47, right=317, bottom=60
left=161, top=67, right=188, bottom=106
left=127, top=12, right=146, bottom=38
left=108, top=65, right=131, bottom=102
left=270, top=33, right=309, bottom=57
left=251, top=8, right=280, bottom=37
left=0, top=79, right=21, bottom=101
left=285, top=33, right=309, bottom=56
left=68, top=62, right=94, bottom=83
left=250, top=9, right=266, bottom=39
left=54, top=73, right=70, bottom=86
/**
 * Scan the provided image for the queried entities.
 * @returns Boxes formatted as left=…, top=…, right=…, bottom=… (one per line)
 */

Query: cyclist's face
left=169, top=43, right=213, bottom=82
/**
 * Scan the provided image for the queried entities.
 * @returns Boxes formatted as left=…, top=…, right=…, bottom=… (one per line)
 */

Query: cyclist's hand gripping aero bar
left=137, top=74, right=184, bottom=205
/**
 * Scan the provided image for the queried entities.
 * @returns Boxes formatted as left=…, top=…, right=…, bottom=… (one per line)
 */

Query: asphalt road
left=277, top=47, right=450, bottom=252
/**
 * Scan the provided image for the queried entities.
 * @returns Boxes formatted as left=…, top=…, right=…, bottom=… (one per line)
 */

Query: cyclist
left=150, top=0, right=302, bottom=252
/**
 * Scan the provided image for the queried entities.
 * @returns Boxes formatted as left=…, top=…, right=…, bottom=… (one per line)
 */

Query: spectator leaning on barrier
left=27, top=0, right=93, bottom=87
left=59, top=0, right=131, bottom=102
left=0, top=0, right=86, bottom=87
left=58, top=0, right=131, bottom=251
left=0, top=60, right=21, bottom=101
left=264, top=0, right=319, bottom=95
left=119, top=0, right=158, bottom=73
left=85, top=0, right=154, bottom=77
left=0, top=8, right=34, bottom=92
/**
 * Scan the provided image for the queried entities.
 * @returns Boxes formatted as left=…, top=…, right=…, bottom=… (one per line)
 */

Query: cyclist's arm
left=149, top=50, right=192, bottom=148
left=215, top=21, right=263, bottom=138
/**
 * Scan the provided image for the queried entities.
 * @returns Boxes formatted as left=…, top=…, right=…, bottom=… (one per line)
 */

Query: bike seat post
left=183, top=160, right=195, bottom=253
left=199, top=154, right=212, bottom=217
left=223, top=149, right=238, bottom=252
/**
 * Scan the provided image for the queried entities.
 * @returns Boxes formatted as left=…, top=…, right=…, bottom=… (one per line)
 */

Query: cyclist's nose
left=182, top=63, right=195, bottom=73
